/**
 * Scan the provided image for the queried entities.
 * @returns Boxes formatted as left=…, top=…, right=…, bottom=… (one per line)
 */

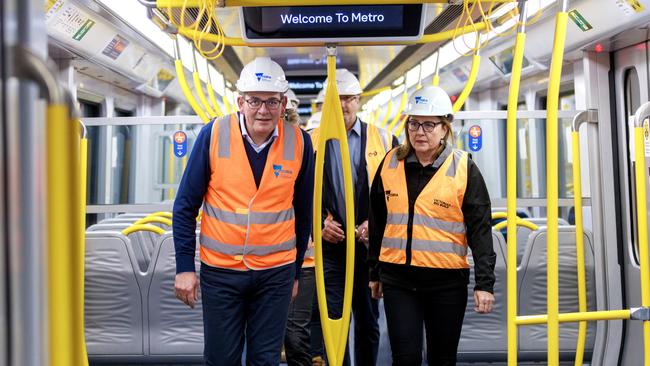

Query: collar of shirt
left=406, top=143, right=452, bottom=169
left=238, top=112, right=278, bottom=153
left=348, top=118, right=361, bottom=138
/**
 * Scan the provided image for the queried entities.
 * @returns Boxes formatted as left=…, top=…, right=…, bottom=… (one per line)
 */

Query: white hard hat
left=313, top=89, right=326, bottom=104
left=236, top=57, right=289, bottom=93
left=405, top=86, right=453, bottom=117
left=285, top=89, right=300, bottom=110
left=323, top=69, right=362, bottom=96
left=305, top=111, right=321, bottom=130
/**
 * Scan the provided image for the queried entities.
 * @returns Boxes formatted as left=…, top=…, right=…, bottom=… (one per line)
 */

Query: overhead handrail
left=544, top=2, right=569, bottom=364
left=191, top=47, right=218, bottom=118
left=633, top=101, right=650, bottom=365
left=493, top=218, right=538, bottom=232
left=506, top=2, right=528, bottom=365
left=134, top=216, right=173, bottom=227
left=313, top=45, right=355, bottom=366
left=149, top=211, right=173, bottom=219
left=176, top=22, right=487, bottom=48
left=387, top=91, right=408, bottom=133
left=452, top=49, right=480, bottom=113
left=122, top=224, right=167, bottom=236
left=174, top=38, right=210, bottom=123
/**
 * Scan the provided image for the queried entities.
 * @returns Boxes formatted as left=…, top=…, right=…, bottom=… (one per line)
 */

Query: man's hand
left=474, top=290, right=495, bottom=314
left=323, top=215, right=345, bottom=243
left=291, top=280, right=299, bottom=302
left=369, top=281, right=383, bottom=299
left=356, top=220, right=369, bottom=246
left=174, top=272, right=199, bottom=309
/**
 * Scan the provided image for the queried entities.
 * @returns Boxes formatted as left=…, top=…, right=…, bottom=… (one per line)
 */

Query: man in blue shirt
left=172, top=57, right=314, bottom=365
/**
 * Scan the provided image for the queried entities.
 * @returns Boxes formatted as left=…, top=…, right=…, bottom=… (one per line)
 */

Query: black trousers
left=284, top=267, right=316, bottom=366
left=382, top=282, right=467, bottom=366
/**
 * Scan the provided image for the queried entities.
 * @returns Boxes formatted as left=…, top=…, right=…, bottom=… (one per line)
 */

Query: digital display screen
left=242, top=5, right=424, bottom=42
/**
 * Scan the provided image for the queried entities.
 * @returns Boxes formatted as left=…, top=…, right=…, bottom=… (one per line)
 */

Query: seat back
left=147, top=232, right=204, bottom=355
left=84, top=232, right=146, bottom=356
left=518, top=226, right=597, bottom=353
left=459, top=230, right=507, bottom=352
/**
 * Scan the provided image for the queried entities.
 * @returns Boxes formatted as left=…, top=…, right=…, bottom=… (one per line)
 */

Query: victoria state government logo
left=273, top=164, right=293, bottom=178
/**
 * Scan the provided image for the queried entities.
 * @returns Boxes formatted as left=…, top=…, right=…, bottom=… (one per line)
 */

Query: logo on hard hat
left=255, top=72, right=272, bottom=82
left=414, top=96, right=429, bottom=105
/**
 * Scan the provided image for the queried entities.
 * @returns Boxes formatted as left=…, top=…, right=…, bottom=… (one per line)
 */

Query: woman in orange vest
left=367, top=86, right=496, bottom=366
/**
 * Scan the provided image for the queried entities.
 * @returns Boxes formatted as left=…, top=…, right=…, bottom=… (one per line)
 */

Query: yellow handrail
left=177, top=22, right=487, bottom=48
left=149, top=211, right=173, bottom=219
left=207, top=83, right=225, bottom=117
left=314, top=46, right=355, bottom=366
left=452, top=53, right=480, bottom=113
left=379, top=100, right=393, bottom=128
left=122, top=224, right=167, bottom=236
left=516, top=309, right=633, bottom=325
left=634, top=102, right=650, bottom=365
left=387, top=92, right=408, bottom=132
left=491, top=212, right=521, bottom=220
left=175, top=59, right=210, bottom=123
left=360, top=86, right=391, bottom=98
left=545, top=5, right=569, bottom=365
left=134, top=216, right=173, bottom=227
left=506, top=3, right=528, bottom=362
left=571, top=112, right=588, bottom=366
left=493, top=218, right=538, bottom=232
left=193, top=71, right=218, bottom=118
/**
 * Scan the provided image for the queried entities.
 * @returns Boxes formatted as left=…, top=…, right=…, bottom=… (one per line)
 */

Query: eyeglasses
left=244, top=97, right=282, bottom=110
left=339, top=95, right=359, bottom=104
left=407, top=119, right=443, bottom=133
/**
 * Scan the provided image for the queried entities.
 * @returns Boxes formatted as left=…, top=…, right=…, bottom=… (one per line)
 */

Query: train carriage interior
left=3, top=0, right=650, bottom=365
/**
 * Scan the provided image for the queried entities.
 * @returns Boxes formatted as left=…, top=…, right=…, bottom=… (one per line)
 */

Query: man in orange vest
left=172, top=57, right=314, bottom=365
left=310, top=69, right=397, bottom=366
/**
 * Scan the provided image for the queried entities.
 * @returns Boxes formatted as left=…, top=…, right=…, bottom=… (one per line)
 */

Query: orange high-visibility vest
left=309, top=122, right=392, bottom=186
left=302, top=238, right=315, bottom=268
left=200, top=114, right=304, bottom=270
left=379, top=147, right=470, bottom=269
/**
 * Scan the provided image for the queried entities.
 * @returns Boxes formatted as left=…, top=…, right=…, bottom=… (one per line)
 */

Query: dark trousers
left=324, top=243, right=380, bottom=366
left=200, top=263, right=295, bottom=366
left=284, top=267, right=316, bottom=366
left=382, top=283, right=467, bottom=366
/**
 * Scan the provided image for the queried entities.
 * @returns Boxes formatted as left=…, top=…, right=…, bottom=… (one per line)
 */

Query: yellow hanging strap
left=48, top=102, right=78, bottom=366
left=387, top=91, right=408, bottom=133
left=77, top=120, right=90, bottom=366
left=452, top=51, right=480, bottom=113
left=571, top=112, right=588, bottom=366
left=393, top=115, right=409, bottom=139
left=314, top=45, right=355, bottom=366
left=379, top=99, right=393, bottom=128
left=506, top=3, right=528, bottom=364
left=545, top=5, right=569, bottom=365
left=191, top=47, right=218, bottom=118
left=174, top=39, right=209, bottom=123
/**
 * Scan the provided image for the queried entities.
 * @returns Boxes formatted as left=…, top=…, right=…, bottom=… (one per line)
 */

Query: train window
left=112, top=109, right=135, bottom=204
left=79, top=99, right=103, bottom=225
left=624, top=67, right=642, bottom=265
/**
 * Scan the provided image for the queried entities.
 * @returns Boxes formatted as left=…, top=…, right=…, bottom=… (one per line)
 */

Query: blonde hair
left=285, top=108, right=302, bottom=126
left=396, top=115, right=453, bottom=161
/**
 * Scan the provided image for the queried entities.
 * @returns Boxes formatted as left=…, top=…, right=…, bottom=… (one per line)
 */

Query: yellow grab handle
left=379, top=99, right=393, bottom=128
left=387, top=92, right=408, bottom=133
left=493, top=218, right=539, bottom=232
left=149, top=211, right=173, bottom=219
left=452, top=54, right=480, bottom=113
left=134, top=216, right=173, bottom=227
left=491, top=212, right=521, bottom=220
left=313, top=48, right=355, bottom=366
left=506, top=30, right=527, bottom=366
left=545, top=11, right=569, bottom=366
left=174, top=60, right=209, bottom=123
left=193, top=72, right=217, bottom=118
left=207, top=83, right=224, bottom=117
left=122, top=224, right=167, bottom=236
left=48, top=104, right=78, bottom=366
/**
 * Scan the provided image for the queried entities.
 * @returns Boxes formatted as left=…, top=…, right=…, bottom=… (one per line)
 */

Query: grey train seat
left=84, top=231, right=146, bottom=356
left=458, top=230, right=508, bottom=360
left=518, top=226, right=597, bottom=360
left=147, top=232, right=204, bottom=356
left=515, top=217, right=570, bottom=266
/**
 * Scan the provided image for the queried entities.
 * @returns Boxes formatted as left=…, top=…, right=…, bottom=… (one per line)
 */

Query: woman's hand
left=369, top=281, right=383, bottom=299
left=474, top=290, right=494, bottom=313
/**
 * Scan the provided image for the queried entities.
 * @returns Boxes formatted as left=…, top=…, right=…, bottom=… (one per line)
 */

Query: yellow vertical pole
left=545, top=4, right=569, bottom=365
left=506, top=2, right=528, bottom=360
left=48, top=103, right=76, bottom=366
left=571, top=126, right=587, bottom=366
left=77, top=121, right=90, bottom=366
left=633, top=110, right=650, bottom=365
left=432, top=52, right=441, bottom=87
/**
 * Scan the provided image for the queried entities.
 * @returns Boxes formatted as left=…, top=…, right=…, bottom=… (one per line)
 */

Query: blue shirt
left=327, top=118, right=361, bottom=218
left=172, top=117, right=315, bottom=279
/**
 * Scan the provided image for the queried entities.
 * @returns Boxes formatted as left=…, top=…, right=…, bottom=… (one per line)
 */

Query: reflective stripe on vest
left=309, top=121, right=392, bottom=187
left=200, top=114, right=303, bottom=270
left=379, top=147, right=470, bottom=269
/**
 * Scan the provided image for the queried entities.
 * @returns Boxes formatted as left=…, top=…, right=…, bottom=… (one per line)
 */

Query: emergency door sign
left=469, top=125, right=482, bottom=152
left=173, top=131, right=188, bottom=157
